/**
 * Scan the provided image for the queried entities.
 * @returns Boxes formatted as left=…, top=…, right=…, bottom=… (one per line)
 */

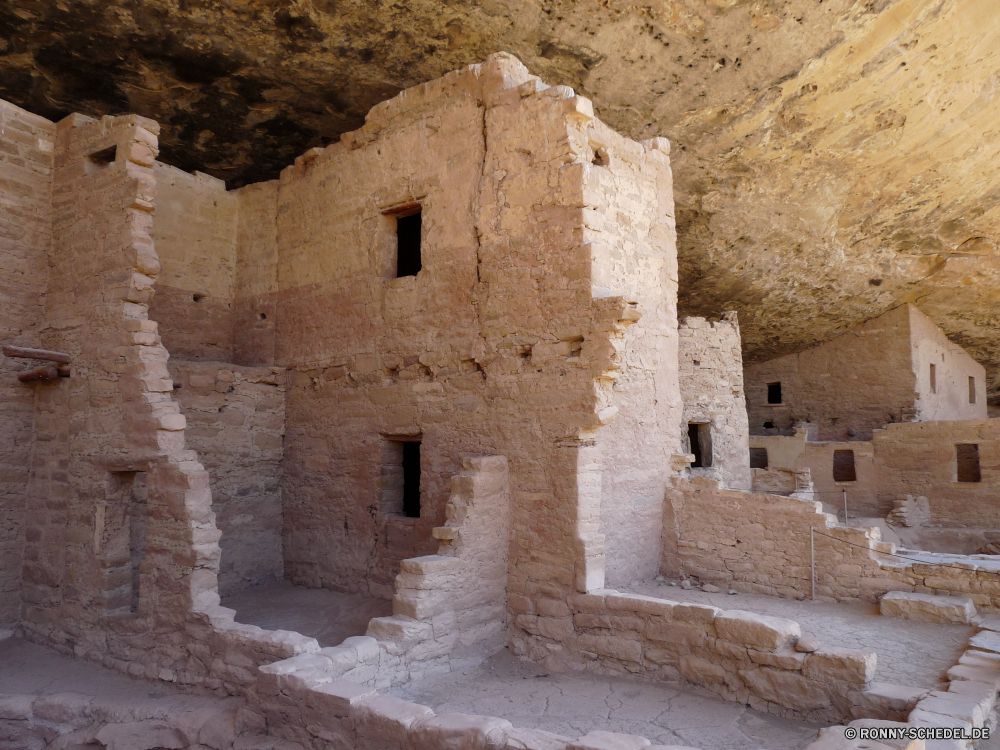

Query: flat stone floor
left=392, top=648, right=824, bottom=750
left=221, top=580, right=392, bottom=647
left=631, top=580, right=973, bottom=690
left=0, top=635, right=181, bottom=698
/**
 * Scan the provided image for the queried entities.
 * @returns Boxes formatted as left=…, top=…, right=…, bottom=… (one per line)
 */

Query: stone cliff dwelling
left=2, top=3, right=1000, bottom=750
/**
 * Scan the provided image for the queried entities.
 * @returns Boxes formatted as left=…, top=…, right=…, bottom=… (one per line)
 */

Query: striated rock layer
left=2, top=0, right=998, bottom=395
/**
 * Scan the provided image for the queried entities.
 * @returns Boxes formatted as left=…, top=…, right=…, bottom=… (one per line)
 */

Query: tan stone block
left=803, top=648, right=877, bottom=687
left=742, top=667, right=831, bottom=711
left=714, top=610, right=800, bottom=651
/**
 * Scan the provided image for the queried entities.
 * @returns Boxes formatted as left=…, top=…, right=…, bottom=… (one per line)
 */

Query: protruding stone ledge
left=880, top=591, right=976, bottom=624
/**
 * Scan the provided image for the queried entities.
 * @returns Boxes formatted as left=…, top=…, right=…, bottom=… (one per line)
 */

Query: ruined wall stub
left=17, top=112, right=226, bottom=667
left=251, top=54, right=679, bottom=597
left=0, top=100, right=54, bottom=627
left=678, top=313, right=750, bottom=491
left=745, top=304, right=985, bottom=441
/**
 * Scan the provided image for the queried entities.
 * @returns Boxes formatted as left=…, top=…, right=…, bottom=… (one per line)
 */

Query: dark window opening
left=763, top=421, right=775, bottom=429
left=688, top=423, right=712, bottom=468
left=832, top=450, right=857, bottom=482
left=930, top=363, right=936, bottom=394
left=396, top=211, right=422, bottom=278
left=402, top=441, right=421, bottom=518
left=382, top=437, right=421, bottom=518
left=957, top=444, right=981, bottom=483
left=970, top=376, right=976, bottom=405
left=767, top=382, right=782, bottom=404
left=88, top=145, right=117, bottom=166
left=749, top=448, right=769, bottom=469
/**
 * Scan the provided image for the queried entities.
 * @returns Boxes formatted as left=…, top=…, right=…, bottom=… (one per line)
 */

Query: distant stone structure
left=745, top=303, right=986, bottom=441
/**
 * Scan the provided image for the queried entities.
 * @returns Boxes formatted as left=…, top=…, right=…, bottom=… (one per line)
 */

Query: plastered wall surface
left=587, top=117, right=679, bottom=587
left=0, top=100, right=54, bottom=626
left=232, top=180, right=279, bottom=367
left=746, top=305, right=935, bottom=441
left=169, top=361, right=285, bottom=595
left=874, top=419, right=1000, bottom=528
left=678, top=313, right=750, bottom=491
left=908, top=304, right=987, bottom=422
left=148, top=163, right=238, bottom=361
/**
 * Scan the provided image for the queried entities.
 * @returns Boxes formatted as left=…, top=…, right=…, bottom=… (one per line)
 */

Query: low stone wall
left=169, top=360, right=286, bottom=595
left=509, top=589, right=897, bottom=724
left=665, top=477, right=1000, bottom=609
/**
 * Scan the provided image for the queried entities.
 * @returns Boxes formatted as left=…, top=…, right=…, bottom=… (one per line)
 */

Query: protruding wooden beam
left=17, top=366, right=59, bottom=383
left=2, top=345, right=71, bottom=364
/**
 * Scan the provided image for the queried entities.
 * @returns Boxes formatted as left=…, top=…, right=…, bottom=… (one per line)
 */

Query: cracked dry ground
left=391, top=648, right=822, bottom=749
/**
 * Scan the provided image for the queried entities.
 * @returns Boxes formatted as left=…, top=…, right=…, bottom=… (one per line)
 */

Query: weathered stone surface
left=880, top=591, right=976, bottom=625
left=803, top=649, right=877, bottom=688
left=742, top=667, right=831, bottom=711
left=714, top=610, right=800, bottom=651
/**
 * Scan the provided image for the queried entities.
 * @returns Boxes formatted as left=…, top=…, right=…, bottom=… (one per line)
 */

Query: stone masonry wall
left=168, top=360, right=285, bottom=595
left=678, top=313, right=751, bottom=491
left=0, top=100, right=54, bottom=626
left=268, top=55, right=673, bottom=608
left=149, top=163, right=238, bottom=361
left=665, top=478, right=1000, bottom=609
left=750, top=430, right=879, bottom=517
left=874, top=419, right=1000, bottom=527
left=745, top=304, right=917, bottom=441
left=14, top=111, right=242, bottom=689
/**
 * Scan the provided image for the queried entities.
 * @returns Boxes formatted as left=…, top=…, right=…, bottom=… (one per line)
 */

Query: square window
left=767, top=382, right=782, bottom=404
left=749, top=448, right=769, bottom=469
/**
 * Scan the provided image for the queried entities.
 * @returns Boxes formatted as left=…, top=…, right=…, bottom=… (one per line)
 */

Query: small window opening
left=592, top=147, right=610, bottom=167
left=381, top=437, right=421, bottom=517
left=687, top=423, right=713, bottom=468
left=692, top=359, right=701, bottom=367
left=88, top=145, right=117, bottom=166
left=956, top=444, right=981, bottom=483
left=767, top=382, right=782, bottom=404
left=763, top=421, right=775, bottom=429
left=749, top=448, right=769, bottom=469
left=832, top=450, right=857, bottom=482
left=382, top=202, right=423, bottom=278
left=259, top=312, right=267, bottom=321
left=402, top=442, right=421, bottom=518
left=192, top=292, right=206, bottom=303
left=929, top=363, right=936, bottom=394
left=969, top=376, right=976, bottom=404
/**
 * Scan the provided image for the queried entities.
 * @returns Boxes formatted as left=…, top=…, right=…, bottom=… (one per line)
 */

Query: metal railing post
left=810, top=526, right=816, bottom=601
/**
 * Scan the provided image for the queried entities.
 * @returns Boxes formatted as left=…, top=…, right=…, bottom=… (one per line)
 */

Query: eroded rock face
left=3, top=0, right=998, bottom=393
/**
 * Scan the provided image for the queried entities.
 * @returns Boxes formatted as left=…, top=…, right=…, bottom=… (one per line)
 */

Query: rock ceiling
left=2, top=0, right=999, bottom=399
